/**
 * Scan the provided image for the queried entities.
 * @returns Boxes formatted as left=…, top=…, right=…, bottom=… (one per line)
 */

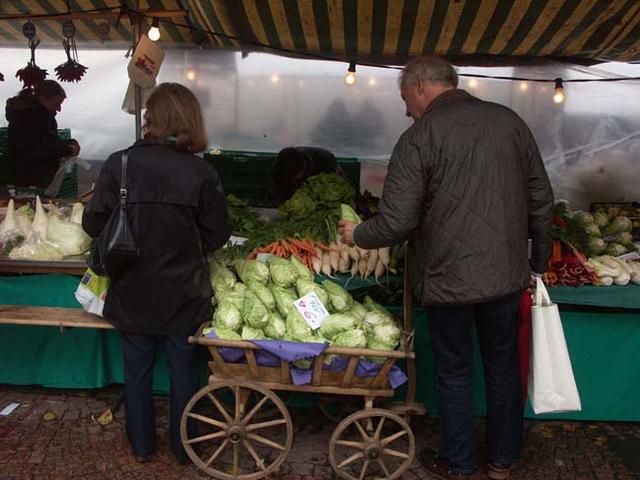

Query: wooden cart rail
left=190, top=324, right=414, bottom=398
left=0, top=305, right=112, bottom=329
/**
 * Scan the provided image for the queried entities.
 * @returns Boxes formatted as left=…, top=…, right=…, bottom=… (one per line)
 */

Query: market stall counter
left=0, top=273, right=638, bottom=421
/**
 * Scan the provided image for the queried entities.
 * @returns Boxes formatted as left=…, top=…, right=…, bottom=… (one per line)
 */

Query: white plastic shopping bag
left=75, top=269, right=110, bottom=316
left=528, top=277, right=581, bottom=414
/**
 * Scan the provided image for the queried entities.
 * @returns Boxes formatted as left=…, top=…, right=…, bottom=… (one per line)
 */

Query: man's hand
left=338, top=220, right=357, bottom=245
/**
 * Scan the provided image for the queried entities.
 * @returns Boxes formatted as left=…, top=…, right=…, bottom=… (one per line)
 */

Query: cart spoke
left=205, top=438, right=229, bottom=467
left=241, top=395, right=269, bottom=426
left=234, top=385, right=242, bottom=422
left=187, top=412, right=227, bottom=430
left=378, top=458, right=392, bottom=478
left=243, top=439, right=267, bottom=471
left=207, top=392, right=233, bottom=423
left=335, top=439, right=365, bottom=450
left=383, top=447, right=410, bottom=459
left=232, top=443, right=239, bottom=475
left=358, top=460, right=370, bottom=480
left=381, top=429, right=407, bottom=446
left=245, top=418, right=287, bottom=432
left=247, top=432, right=286, bottom=451
left=185, top=430, right=227, bottom=445
left=337, top=451, right=364, bottom=469
left=374, top=417, right=385, bottom=441
left=354, top=420, right=370, bottom=442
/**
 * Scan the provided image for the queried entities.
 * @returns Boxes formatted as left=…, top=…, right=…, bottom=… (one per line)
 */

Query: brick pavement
left=0, top=385, right=638, bottom=480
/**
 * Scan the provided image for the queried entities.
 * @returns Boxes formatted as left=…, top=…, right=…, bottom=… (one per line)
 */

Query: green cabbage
left=286, top=309, right=312, bottom=338
left=605, top=243, right=627, bottom=257
left=319, top=313, right=361, bottom=340
left=247, top=281, right=276, bottom=311
left=241, top=325, right=266, bottom=340
left=321, top=280, right=353, bottom=312
left=363, top=295, right=388, bottom=313
left=242, top=290, right=269, bottom=328
left=271, top=284, right=297, bottom=317
left=290, top=255, right=313, bottom=280
left=295, top=278, right=329, bottom=307
left=278, top=189, right=316, bottom=218
left=264, top=311, right=287, bottom=339
left=602, top=216, right=633, bottom=237
left=214, top=327, right=242, bottom=341
left=584, top=237, right=606, bottom=257
left=346, top=302, right=368, bottom=321
left=340, top=204, right=362, bottom=224
left=215, top=289, right=245, bottom=311
left=593, top=211, right=608, bottom=228
left=209, top=261, right=236, bottom=291
left=371, top=323, right=401, bottom=349
left=234, top=259, right=270, bottom=285
left=363, top=311, right=394, bottom=334
left=572, top=211, right=594, bottom=227
left=332, top=329, right=367, bottom=349
left=213, top=302, right=243, bottom=332
left=267, top=256, right=299, bottom=287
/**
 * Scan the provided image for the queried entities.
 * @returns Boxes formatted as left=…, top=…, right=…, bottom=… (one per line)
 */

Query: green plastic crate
left=203, top=150, right=361, bottom=207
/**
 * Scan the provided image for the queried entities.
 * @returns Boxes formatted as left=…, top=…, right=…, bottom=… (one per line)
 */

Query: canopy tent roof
left=1, top=1, right=639, bottom=65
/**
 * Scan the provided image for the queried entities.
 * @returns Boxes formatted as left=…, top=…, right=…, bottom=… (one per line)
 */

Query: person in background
left=339, top=56, right=553, bottom=480
left=5, top=80, right=81, bottom=189
left=272, top=146, right=343, bottom=203
left=82, top=83, right=231, bottom=465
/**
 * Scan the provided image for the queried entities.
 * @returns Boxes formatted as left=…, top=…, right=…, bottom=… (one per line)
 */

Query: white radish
left=374, top=257, right=385, bottom=281
left=338, top=255, right=351, bottom=273
left=378, top=247, right=390, bottom=270
left=337, top=236, right=350, bottom=262
left=358, top=257, right=367, bottom=277
left=350, top=258, right=359, bottom=278
left=365, top=248, right=379, bottom=277
left=312, top=248, right=323, bottom=274
left=321, top=249, right=333, bottom=276
left=349, top=245, right=360, bottom=262
left=328, top=242, right=339, bottom=272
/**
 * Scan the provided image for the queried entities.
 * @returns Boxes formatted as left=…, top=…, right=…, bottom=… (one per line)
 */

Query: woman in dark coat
left=82, top=83, right=231, bottom=464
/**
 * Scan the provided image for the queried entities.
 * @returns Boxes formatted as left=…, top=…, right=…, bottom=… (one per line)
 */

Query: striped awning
left=1, top=1, right=639, bottom=64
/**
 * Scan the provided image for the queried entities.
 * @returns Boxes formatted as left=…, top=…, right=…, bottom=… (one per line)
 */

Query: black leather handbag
left=87, top=150, right=139, bottom=278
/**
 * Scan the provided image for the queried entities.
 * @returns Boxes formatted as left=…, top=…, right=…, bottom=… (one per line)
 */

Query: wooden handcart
left=181, top=259, right=424, bottom=480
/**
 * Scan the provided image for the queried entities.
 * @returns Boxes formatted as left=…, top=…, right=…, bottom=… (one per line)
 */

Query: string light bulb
left=148, top=17, right=160, bottom=41
left=553, top=77, right=565, bottom=104
left=344, top=62, right=356, bottom=86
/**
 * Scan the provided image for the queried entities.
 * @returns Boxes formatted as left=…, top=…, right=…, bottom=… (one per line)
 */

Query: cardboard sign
left=294, top=292, right=330, bottom=330
left=127, top=34, right=164, bottom=88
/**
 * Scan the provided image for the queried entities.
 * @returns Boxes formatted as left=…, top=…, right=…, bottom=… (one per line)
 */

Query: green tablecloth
left=549, top=285, right=640, bottom=309
left=1, top=275, right=639, bottom=421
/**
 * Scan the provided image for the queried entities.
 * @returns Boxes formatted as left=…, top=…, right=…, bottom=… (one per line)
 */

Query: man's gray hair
left=399, top=56, right=459, bottom=89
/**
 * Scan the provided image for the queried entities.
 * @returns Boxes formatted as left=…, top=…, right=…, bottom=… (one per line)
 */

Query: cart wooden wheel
left=329, top=408, right=415, bottom=480
left=180, top=380, right=293, bottom=480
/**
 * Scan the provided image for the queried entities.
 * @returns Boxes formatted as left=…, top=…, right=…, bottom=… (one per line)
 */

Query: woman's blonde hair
left=143, top=83, right=207, bottom=153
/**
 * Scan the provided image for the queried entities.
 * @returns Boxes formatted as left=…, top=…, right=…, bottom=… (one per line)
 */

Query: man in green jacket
left=339, top=56, right=553, bottom=480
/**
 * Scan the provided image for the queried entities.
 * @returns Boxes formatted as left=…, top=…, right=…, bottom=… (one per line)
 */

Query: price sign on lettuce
left=294, top=292, right=330, bottom=330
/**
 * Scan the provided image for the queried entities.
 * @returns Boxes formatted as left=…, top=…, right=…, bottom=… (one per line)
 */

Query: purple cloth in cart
left=205, top=331, right=406, bottom=388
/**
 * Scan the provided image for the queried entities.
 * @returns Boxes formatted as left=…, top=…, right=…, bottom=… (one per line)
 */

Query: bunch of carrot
left=246, top=238, right=328, bottom=271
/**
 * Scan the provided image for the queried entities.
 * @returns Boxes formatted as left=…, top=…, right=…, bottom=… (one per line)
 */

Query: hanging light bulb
left=553, top=77, right=565, bottom=104
left=344, top=62, right=356, bottom=86
left=519, top=81, right=528, bottom=91
left=148, top=18, right=160, bottom=41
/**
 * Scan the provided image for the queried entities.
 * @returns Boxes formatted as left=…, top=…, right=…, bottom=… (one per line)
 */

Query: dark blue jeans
left=121, top=332, right=199, bottom=461
left=427, top=292, right=523, bottom=474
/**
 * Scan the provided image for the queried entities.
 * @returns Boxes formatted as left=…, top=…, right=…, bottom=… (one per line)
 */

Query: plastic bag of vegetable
left=8, top=240, right=65, bottom=261
left=295, top=278, right=329, bottom=306
left=47, top=214, right=91, bottom=256
left=234, top=259, right=270, bottom=285
left=267, top=256, right=299, bottom=287
left=321, top=280, right=353, bottom=312
left=70, top=202, right=84, bottom=224
left=247, top=281, right=276, bottom=311
left=213, top=302, right=243, bottom=332
left=242, top=290, right=269, bottom=328
left=14, top=204, right=34, bottom=237
left=271, top=284, right=298, bottom=317
left=0, top=199, right=25, bottom=254
left=318, top=313, right=361, bottom=340
left=264, top=311, right=287, bottom=339
left=242, top=325, right=266, bottom=340
left=290, top=255, right=313, bottom=280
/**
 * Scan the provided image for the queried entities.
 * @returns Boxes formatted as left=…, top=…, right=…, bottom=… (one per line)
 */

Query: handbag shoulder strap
left=120, top=150, right=129, bottom=210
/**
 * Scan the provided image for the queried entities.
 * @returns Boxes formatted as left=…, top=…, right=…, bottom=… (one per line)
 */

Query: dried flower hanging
left=55, top=20, right=88, bottom=83
left=15, top=22, right=48, bottom=89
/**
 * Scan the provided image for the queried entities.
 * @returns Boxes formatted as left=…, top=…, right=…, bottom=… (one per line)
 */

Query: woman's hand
left=338, top=220, right=357, bottom=245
